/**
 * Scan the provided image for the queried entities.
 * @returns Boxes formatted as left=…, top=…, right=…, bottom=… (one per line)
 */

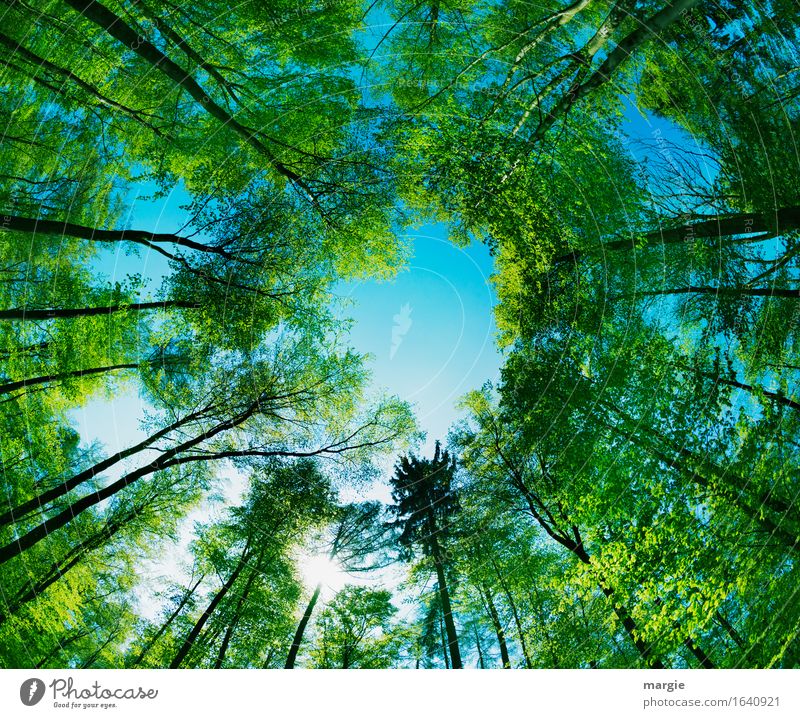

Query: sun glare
left=300, top=554, right=349, bottom=594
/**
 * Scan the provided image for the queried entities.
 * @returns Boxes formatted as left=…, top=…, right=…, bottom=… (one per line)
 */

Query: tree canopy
left=1, top=0, right=798, bottom=670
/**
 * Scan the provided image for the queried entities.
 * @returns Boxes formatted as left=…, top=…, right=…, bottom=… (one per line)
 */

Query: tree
left=165, top=459, right=334, bottom=668
left=2, top=0, right=799, bottom=672
left=388, top=441, right=463, bottom=668
left=309, top=586, right=400, bottom=669
left=285, top=501, right=393, bottom=668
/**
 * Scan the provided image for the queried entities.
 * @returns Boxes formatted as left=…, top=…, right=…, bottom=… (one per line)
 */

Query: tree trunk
left=430, top=534, right=463, bottom=668
left=0, top=363, right=139, bottom=396
left=528, top=0, right=701, bottom=143
left=284, top=583, right=322, bottom=669
left=594, top=583, right=666, bottom=668
left=474, top=625, right=486, bottom=669
left=438, top=610, right=450, bottom=669
left=0, top=508, right=135, bottom=623
left=491, top=558, right=533, bottom=668
left=80, top=629, right=119, bottom=668
left=0, top=300, right=199, bottom=321
left=0, top=396, right=265, bottom=564
left=61, top=0, right=307, bottom=190
left=509, top=0, right=626, bottom=136
left=341, top=642, right=355, bottom=669
left=715, top=611, right=745, bottom=650
left=135, top=0, right=245, bottom=104
left=214, top=563, right=261, bottom=668
left=262, top=647, right=277, bottom=669
left=129, top=575, right=205, bottom=667
left=632, top=285, right=800, bottom=300
left=169, top=543, right=251, bottom=668
left=690, top=369, right=800, bottom=413
left=530, top=584, right=561, bottom=667
left=554, top=206, right=800, bottom=264
left=186, top=624, right=225, bottom=668
left=596, top=396, right=800, bottom=517
left=684, top=637, right=715, bottom=668
left=0, top=212, right=231, bottom=257
left=0, top=341, right=50, bottom=359
left=481, top=584, right=511, bottom=668
left=0, top=30, right=163, bottom=133
left=0, top=402, right=212, bottom=529
left=35, top=630, right=90, bottom=668
left=495, top=440, right=665, bottom=668
left=516, top=482, right=666, bottom=668
left=598, top=407, right=800, bottom=552
left=652, top=597, right=715, bottom=669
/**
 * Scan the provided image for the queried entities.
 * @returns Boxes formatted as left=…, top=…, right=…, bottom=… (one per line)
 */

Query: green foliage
left=1, top=0, right=799, bottom=670
left=388, top=441, right=459, bottom=558
left=309, top=585, right=401, bottom=669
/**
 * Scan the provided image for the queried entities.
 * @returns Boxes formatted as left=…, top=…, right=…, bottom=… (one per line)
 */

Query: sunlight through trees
left=1, top=0, right=799, bottom=670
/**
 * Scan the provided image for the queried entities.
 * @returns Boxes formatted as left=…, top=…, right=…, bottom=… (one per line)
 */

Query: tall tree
left=389, top=442, right=463, bottom=668
left=285, top=501, right=392, bottom=668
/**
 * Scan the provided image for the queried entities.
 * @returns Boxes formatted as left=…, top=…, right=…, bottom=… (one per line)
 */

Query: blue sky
left=69, top=5, right=705, bottom=483
left=339, top=225, right=501, bottom=452
left=67, top=87, right=701, bottom=623
left=75, top=201, right=502, bottom=458
left=71, top=190, right=503, bottom=619
left=73, top=96, right=695, bottom=487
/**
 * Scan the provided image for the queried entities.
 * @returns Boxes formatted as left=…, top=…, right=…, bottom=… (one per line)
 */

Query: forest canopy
left=0, top=0, right=799, bottom=669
